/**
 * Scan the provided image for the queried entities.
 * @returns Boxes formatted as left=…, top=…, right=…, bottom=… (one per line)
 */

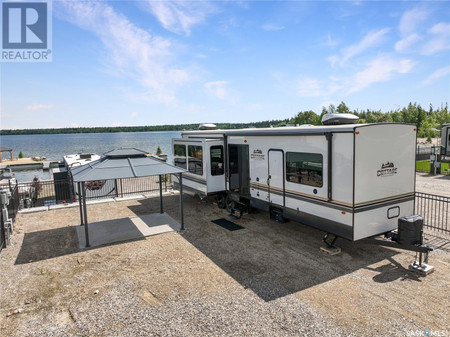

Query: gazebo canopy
left=71, top=148, right=185, bottom=182
left=72, top=148, right=186, bottom=248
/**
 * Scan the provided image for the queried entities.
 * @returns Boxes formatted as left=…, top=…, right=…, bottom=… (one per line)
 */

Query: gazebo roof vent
left=104, top=148, right=148, bottom=158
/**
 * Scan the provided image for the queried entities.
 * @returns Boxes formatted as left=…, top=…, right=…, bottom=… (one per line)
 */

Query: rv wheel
left=216, top=194, right=226, bottom=209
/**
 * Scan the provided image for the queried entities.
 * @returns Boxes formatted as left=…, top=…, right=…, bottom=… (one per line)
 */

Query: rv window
left=286, top=152, right=323, bottom=187
left=188, top=145, right=203, bottom=175
left=210, top=146, right=224, bottom=176
left=174, top=144, right=187, bottom=169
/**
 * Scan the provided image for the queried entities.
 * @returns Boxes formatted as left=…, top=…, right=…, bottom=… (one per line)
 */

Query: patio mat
left=212, top=218, right=244, bottom=231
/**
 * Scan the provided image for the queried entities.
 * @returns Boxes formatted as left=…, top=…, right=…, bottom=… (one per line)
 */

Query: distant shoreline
left=0, top=120, right=288, bottom=136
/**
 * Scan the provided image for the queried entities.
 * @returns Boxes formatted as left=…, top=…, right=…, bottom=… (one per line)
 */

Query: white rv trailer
left=442, top=123, right=450, bottom=155
left=172, top=123, right=417, bottom=242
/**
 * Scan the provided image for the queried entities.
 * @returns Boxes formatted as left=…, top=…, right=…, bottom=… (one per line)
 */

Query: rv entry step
left=269, top=207, right=288, bottom=223
left=228, top=199, right=248, bottom=219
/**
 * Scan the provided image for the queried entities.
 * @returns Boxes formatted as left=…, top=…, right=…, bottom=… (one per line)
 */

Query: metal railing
left=416, top=146, right=431, bottom=161
left=0, top=211, right=5, bottom=251
left=14, top=175, right=173, bottom=209
left=415, top=192, right=449, bottom=233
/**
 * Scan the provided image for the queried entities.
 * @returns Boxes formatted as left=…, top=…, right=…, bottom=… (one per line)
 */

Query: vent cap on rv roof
left=199, top=123, right=217, bottom=130
left=321, top=113, right=359, bottom=125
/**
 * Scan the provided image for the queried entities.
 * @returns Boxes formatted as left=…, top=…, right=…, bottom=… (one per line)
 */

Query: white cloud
left=319, top=101, right=339, bottom=111
left=261, top=24, right=285, bottom=31
left=421, top=66, right=450, bottom=86
left=326, top=34, right=339, bottom=48
left=130, top=112, right=139, bottom=118
left=398, top=7, right=429, bottom=36
left=296, top=76, right=343, bottom=98
left=26, top=104, right=55, bottom=111
left=297, top=78, right=322, bottom=97
left=204, top=81, right=230, bottom=100
left=348, top=55, right=415, bottom=94
left=57, top=1, right=189, bottom=104
left=395, top=33, right=422, bottom=52
left=144, top=1, right=216, bottom=36
left=340, top=28, right=391, bottom=64
left=422, top=22, right=450, bottom=55
left=327, top=55, right=339, bottom=67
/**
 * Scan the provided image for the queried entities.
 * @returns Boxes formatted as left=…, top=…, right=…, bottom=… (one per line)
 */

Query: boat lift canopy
left=71, top=148, right=186, bottom=248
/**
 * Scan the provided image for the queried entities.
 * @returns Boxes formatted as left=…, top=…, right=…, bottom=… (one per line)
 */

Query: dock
left=0, top=157, right=59, bottom=171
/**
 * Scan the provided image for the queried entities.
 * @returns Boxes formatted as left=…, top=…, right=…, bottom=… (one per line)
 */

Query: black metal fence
left=415, top=192, right=449, bottom=234
left=15, top=175, right=173, bottom=208
left=0, top=211, right=5, bottom=252
left=416, top=146, right=432, bottom=161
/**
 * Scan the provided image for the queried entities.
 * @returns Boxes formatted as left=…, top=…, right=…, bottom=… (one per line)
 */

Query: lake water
left=1, top=131, right=181, bottom=182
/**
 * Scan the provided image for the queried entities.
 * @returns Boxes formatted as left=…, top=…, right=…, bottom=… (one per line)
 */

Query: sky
left=1, top=0, right=449, bottom=130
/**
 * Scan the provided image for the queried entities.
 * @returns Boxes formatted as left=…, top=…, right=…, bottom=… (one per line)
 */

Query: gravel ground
left=416, top=172, right=450, bottom=197
left=1, top=192, right=449, bottom=337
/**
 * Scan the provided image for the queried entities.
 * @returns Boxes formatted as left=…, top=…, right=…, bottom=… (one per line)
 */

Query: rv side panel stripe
left=354, top=194, right=415, bottom=213
left=354, top=192, right=415, bottom=207
left=251, top=182, right=414, bottom=214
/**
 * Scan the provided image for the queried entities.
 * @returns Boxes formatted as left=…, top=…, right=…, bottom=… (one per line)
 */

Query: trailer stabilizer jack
left=320, top=233, right=341, bottom=255
left=409, top=260, right=434, bottom=276
left=362, top=235, right=435, bottom=276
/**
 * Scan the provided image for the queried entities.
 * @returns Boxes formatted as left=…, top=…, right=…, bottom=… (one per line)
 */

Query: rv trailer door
left=268, top=149, right=284, bottom=206
left=228, top=144, right=250, bottom=195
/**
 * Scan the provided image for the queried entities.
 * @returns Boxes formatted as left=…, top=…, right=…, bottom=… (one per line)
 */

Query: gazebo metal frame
left=71, top=148, right=186, bottom=248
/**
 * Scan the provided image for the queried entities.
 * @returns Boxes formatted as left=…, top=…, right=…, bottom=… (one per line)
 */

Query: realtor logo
left=2, top=1, right=52, bottom=62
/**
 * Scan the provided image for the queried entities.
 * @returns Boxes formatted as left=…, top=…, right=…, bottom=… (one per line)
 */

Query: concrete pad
left=409, top=262, right=435, bottom=275
left=48, top=203, right=79, bottom=210
left=76, top=217, right=143, bottom=248
left=76, top=212, right=181, bottom=248
left=138, top=213, right=181, bottom=233
left=320, top=245, right=342, bottom=256
left=114, top=195, right=145, bottom=202
left=19, top=206, right=48, bottom=213
left=86, top=198, right=116, bottom=205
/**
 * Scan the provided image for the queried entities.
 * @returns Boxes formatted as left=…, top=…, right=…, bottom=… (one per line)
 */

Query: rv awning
left=71, top=148, right=185, bottom=182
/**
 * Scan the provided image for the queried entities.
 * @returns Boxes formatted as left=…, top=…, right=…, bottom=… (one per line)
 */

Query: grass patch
left=416, top=160, right=430, bottom=172
left=416, top=160, right=450, bottom=174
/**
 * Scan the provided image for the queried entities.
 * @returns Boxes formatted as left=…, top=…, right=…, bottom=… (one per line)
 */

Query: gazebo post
left=78, top=182, right=84, bottom=226
left=81, top=182, right=90, bottom=248
left=179, top=173, right=184, bottom=230
left=159, top=175, right=163, bottom=214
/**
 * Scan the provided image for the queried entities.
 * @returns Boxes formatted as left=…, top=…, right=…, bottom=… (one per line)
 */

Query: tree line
left=289, top=102, right=449, bottom=139
left=1, top=102, right=448, bottom=137
left=0, top=119, right=289, bottom=136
